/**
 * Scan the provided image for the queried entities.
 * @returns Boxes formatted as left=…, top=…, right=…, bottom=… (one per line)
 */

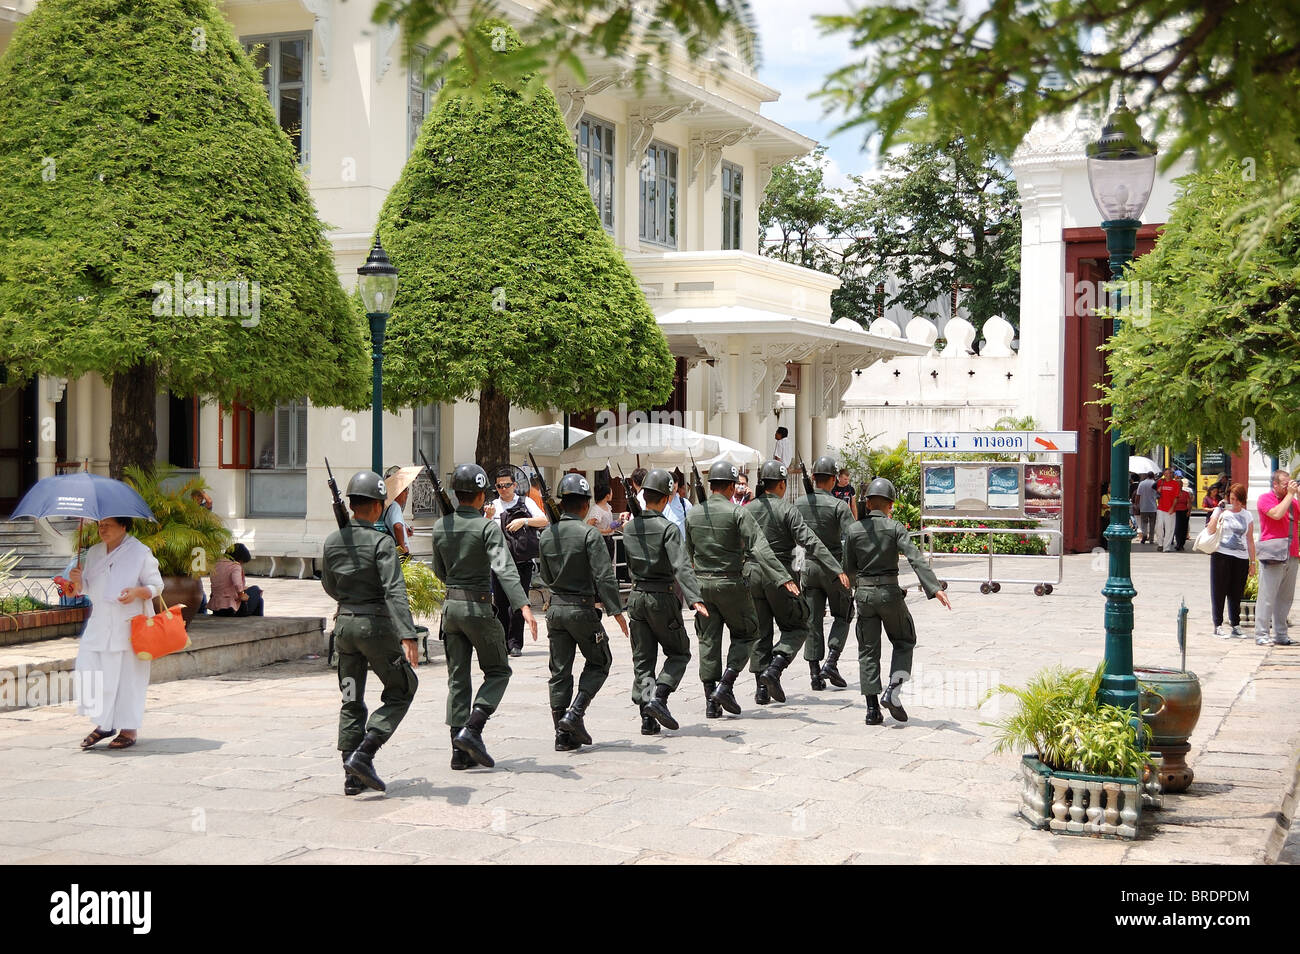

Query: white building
left=0, top=0, right=922, bottom=567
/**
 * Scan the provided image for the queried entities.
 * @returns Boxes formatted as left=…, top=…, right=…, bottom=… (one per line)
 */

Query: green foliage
left=377, top=22, right=675, bottom=443
left=987, top=665, right=1152, bottom=778
left=1244, top=572, right=1259, bottom=602
left=0, top=0, right=369, bottom=416
left=923, top=522, right=1049, bottom=556
left=402, top=558, right=446, bottom=620
left=835, top=429, right=921, bottom=528
left=759, top=142, right=1020, bottom=334
left=1099, top=161, right=1300, bottom=457
left=79, top=465, right=231, bottom=577
left=0, top=594, right=46, bottom=614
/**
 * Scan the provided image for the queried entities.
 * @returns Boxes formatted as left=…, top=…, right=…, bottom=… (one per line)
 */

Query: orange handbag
left=130, top=596, right=192, bottom=661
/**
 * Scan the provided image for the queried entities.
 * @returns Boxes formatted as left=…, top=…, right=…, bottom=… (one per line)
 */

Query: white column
left=75, top=376, right=94, bottom=469
left=90, top=374, right=111, bottom=473
left=794, top=363, right=812, bottom=464
left=810, top=416, right=828, bottom=460
left=739, top=410, right=762, bottom=452
left=35, top=377, right=58, bottom=479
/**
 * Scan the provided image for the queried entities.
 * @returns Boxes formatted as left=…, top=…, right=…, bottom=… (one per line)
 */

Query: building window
left=408, top=47, right=444, bottom=155
left=721, top=161, right=743, bottom=250
left=577, top=116, right=616, bottom=232
left=410, top=402, right=441, bottom=515
left=243, top=34, right=311, bottom=164
left=639, top=142, right=678, bottom=248
left=270, top=398, right=308, bottom=470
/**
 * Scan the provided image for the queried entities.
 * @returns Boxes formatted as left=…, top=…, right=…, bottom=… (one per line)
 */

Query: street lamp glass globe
left=357, top=240, right=399, bottom=315
left=1085, top=97, right=1157, bottom=221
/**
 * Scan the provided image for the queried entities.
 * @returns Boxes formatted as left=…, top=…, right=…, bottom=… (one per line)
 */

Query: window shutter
left=275, top=404, right=291, bottom=469
left=295, top=401, right=308, bottom=469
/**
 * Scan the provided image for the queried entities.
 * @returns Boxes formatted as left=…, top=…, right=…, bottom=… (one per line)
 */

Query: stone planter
left=0, top=606, right=89, bottom=646
left=1137, top=666, right=1202, bottom=793
left=1240, top=601, right=1256, bottom=627
left=1019, top=755, right=1160, bottom=840
left=161, top=575, right=204, bottom=624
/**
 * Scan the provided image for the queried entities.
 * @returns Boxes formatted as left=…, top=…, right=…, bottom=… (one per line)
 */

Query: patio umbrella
left=10, top=472, right=156, bottom=567
left=1128, top=455, right=1160, bottom=474
left=509, top=424, right=593, bottom=463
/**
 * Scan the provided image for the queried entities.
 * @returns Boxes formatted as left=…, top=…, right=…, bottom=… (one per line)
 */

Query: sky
left=746, top=0, right=873, bottom=189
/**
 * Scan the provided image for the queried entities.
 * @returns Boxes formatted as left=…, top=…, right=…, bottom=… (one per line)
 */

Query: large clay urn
left=161, top=575, right=204, bottom=624
left=1136, top=666, right=1202, bottom=793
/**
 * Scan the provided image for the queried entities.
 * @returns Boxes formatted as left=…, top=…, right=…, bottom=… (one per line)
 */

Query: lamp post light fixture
left=1086, top=95, right=1157, bottom=713
left=358, top=239, right=399, bottom=476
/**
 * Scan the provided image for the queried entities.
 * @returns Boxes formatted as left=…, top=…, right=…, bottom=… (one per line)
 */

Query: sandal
left=107, top=734, right=137, bottom=750
left=80, top=728, right=115, bottom=750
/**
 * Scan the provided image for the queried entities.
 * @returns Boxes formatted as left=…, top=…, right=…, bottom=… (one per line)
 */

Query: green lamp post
left=1086, top=96, right=1158, bottom=711
left=357, top=240, right=399, bottom=476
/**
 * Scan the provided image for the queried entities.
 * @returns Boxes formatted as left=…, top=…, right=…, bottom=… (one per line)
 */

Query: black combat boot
left=643, top=683, right=679, bottom=730
left=553, top=707, right=581, bottom=751
left=640, top=705, right=661, bottom=735
left=821, top=648, right=848, bottom=688
left=881, top=677, right=909, bottom=723
left=342, top=753, right=364, bottom=795
left=449, top=726, right=473, bottom=770
left=343, top=730, right=386, bottom=793
left=558, top=690, right=594, bottom=746
left=758, top=652, right=791, bottom=703
left=710, top=668, right=742, bottom=715
left=808, top=659, right=827, bottom=691
left=453, top=706, right=495, bottom=768
left=864, top=695, right=884, bottom=725
left=703, top=681, right=722, bottom=719
left=754, top=674, right=770, bottom=705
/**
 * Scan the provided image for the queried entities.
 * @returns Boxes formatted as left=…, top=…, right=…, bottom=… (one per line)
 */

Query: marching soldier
left=537, top=473, right=628, bottom=751
left=322, top=471, right=420, bottom=795
left=844, top=477, right=952, bottom=724
left=621, top=468, right=708, bottom=735
left=749, top=460, right=850, bottom=704
left=792, top=456, right=857, bottom=690
left=431, top=463, right=538, bottom=770
left=684, top=460, right=793, bottom=717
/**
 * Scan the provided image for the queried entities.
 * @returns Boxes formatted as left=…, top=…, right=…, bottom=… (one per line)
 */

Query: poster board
left=921, top=461, right=1062, bottom=521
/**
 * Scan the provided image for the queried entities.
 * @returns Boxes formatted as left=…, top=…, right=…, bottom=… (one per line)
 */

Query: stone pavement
left=0, top=546, right=1296, bottom=864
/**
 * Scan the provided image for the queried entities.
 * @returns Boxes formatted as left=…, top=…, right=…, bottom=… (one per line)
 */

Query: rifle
left=795, top=454, right=815, bottom=497
left=688, top=452, right=707, bottom=505
left=324, top=457, right=349, bottom=529
left=615, top=461, right=642, bottom=518
left=417, top=449, right=455, bottom=517
left=527, top=451, right=562, bottom=525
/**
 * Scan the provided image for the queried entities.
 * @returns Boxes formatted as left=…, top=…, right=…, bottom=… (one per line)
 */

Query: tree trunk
left=109, top=361, right=158, bottom=479
left=476, top=382, right=511, bottom=474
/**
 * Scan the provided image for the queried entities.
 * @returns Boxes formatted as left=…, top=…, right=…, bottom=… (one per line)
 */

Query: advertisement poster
left=1024, top=464, right=1063, bottom=518
left=954, top=466, right=988, bottom=510
left=923, top=465, right=956, bottom=510
left=987, top=466, right=1021, bottom=509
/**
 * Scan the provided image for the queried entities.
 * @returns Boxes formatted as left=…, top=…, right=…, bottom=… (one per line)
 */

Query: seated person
left=209, top=544, right=264, bottom=617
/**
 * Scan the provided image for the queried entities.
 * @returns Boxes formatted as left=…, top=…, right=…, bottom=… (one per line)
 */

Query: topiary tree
left=0, top=0, right=369, bottom=477
left=376, top=22, right=675, bottom=469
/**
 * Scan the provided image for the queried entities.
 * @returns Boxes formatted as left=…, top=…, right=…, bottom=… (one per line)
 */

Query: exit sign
left=907, top=431, right=1079, bottom=454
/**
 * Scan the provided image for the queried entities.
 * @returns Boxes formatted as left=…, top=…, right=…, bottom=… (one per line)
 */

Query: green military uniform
left=622, top=508, right=702, bottom=709
left=537, top=513, right=623, bottom=712
left=745, top=490, right=843, bottom=674
left=782, top=488, right=855, bottom=662
left=321, top=518, right=419, bottom=754
left=431, top=504, right=529, bottom=728
left=842, top=508, right=943, bottom=697
left=684, top=491, right=790, bottom=688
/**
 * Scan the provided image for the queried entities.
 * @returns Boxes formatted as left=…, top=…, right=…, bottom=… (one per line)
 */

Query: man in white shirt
left=773, top=427, right=792, bottom=464
left=486, top=470, right=548, bottom=656
left=665, top=481, right=693, bottom=537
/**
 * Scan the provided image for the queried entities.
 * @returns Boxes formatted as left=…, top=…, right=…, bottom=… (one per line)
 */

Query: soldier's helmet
left=759, top=459, right=788, bottom=482
left=345, top=471, right=387, bottom=501
left=558, top=473, right=591, bottom=498
left=451, top=463, right=489, bottom=494
left=865, top=477, right=897, bottom=502
left=707, top=460, right=740, bottom=482
left=642, top=468, right=674, bottom=495
left=812, top=456, right=838, bottom=477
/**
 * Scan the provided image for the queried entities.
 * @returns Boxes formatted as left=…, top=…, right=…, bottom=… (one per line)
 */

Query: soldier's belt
left=697, top=571, right=743, bottom=579
left=856, top=573, right=900, bottom=585
left=445, top=587, right=492, bottom=603
left=338, top=605, right=388, bottom=617
left=632, top=581, right=674, bottom=593
left=549, top=593, right=595, bottom=607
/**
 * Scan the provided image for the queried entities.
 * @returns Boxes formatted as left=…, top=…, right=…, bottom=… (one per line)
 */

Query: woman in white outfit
left=66, top=517, right=164, bottom=750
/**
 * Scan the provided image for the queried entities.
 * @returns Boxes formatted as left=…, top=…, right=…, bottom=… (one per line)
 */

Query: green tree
left=0, top=0, right=368, bottom=477
left=1100, top=160, right=1300, bottom=458
left=376, top=23, right=675, bottom=469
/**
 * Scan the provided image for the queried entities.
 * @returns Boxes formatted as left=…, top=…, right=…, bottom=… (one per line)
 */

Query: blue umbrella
left=11, top=472, right=155, bottom=522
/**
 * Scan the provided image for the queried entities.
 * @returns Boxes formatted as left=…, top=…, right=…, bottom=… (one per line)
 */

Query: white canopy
left=556, top=422, right=762, bottom=472
left=509, top=423, right=593, bottom=464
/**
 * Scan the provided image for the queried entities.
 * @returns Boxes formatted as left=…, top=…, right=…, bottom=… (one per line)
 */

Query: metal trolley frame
left=914, top=525, right=1063, bottom=596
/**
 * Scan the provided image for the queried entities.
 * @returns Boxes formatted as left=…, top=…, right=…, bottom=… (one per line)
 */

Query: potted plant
left=988, top=665, right=1159, bottom=839
left=401, top=558, right=446, bottom=661
left=80, top=465, right=231, bottom=623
